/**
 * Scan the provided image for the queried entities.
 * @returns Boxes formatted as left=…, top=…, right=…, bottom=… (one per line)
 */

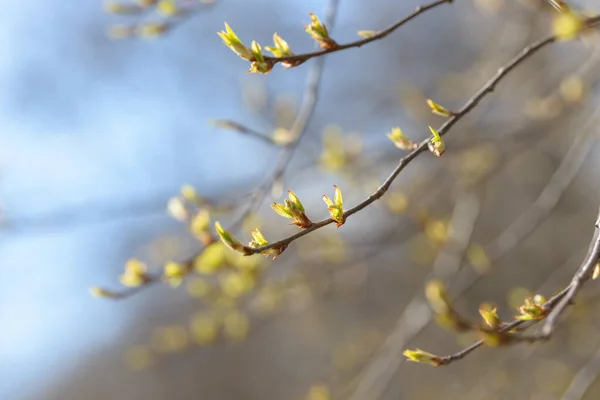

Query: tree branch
left=248, top=32, right=569, bottom=256
left=347, top=192, right=481, bottom=400
left=436, top=205, right=600, bottom=365
left=535, top=207, right=600, bottom=338
left=485, top=113, right=600, bottom=261
left=265, top=0, right=454, bottom=66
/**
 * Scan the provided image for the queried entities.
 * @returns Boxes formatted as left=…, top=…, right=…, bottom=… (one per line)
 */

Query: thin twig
left=265, top=0, right=454, bottom=66
left=536, top=207, right=600, bottom=337
left=450, top=105, right=600, bottom=297
left=211, top=119, right=281, bottom=146
left=485, top=113, right=600, bottom=261
left=347, top=192, right=480, bottom=400
left=437, top=286, right=572, bottom=364
left=465, top=245, right=592, bottom=398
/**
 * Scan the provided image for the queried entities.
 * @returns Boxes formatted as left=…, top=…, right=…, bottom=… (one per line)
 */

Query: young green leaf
left=515, top=295, right=548, bottom=321
left=553, top=11, right=584, bottom=41
left=167, top=197, right=188, bottom=221
left=425, top=280, right=451, bottom=314
left=426, top=99, right=453, bottom=117
left=402, top=348, right=443, bottom=366
left=157, top=0, right=179, bottom=16
left=163, top=261, right=187, bottom=287
left=120, top=258, right=149, bottom=287
left=323, top=185, right=345, bottom=227
left=215, top=222, right=250, bottom=254
left=217, top=22, right=253, bottom=60
left=387, top=127, right=416, bottom=151
left=304, top=13, right=338, bottom=49
left=248, top=41, right=273, bottom=74
left=479, top=303, right=501, bottom=329
left=264, top=33, right=304, bottom=68
left=271, top=190, right=313, bottom=228
left=427, top=126, right=446, bottom=157
left=357, top=30, right=376, bottom=38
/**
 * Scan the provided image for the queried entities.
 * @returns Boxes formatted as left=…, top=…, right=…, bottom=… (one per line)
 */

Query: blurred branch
left=434, top=292, right=567, bottom=362
left=560, top=345, right=600, bottom=400
left=448, top=104, right=600, bottom=303
left=525, top=207, right=600, bottom=339
left=486, top=110, right=600, bottom=261
left=96, top=0, right=341, bottom=299
left=210, top=119, right=280, bottom=146
left=104, top=0, right=218, bottom=39
left=347, top=114, right=596, bottom=395
left=0, top=192, right=240, bottom=234
left=347, top=192, right=481, bottom=400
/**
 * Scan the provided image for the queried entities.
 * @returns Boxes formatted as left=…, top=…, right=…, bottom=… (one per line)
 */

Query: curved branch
left=265, top=0, right=454, bottom=65
left=437, top=206, right=600, bottom=364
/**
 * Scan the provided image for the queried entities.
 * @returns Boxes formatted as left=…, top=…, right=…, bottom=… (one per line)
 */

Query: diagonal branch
left=347, top=192, right=481, bottom=400
left=248, top=29, right=587, bottom=256
left=485, top=115, right=600, bottom=261
left=448, top=105, right=600, bottom=298
left=265, top=0, right=454, bottom=66
left=535, top=207, right=600, bottom=338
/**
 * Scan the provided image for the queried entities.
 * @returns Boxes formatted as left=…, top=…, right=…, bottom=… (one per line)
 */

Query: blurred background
left=1, top=0, right=600, bottom=399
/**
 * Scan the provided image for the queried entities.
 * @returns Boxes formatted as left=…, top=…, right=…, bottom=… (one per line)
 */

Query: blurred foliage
left=75, top=0, right=600, bottom=398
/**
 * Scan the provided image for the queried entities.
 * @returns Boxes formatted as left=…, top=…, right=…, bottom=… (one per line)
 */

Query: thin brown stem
left=265, top=0, right=454, bottom=66
left=437, top=286, right=571, bottom=365
left=347, top=192, right=481, bottom=400
left=537, top=207, right=600, bottom=337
